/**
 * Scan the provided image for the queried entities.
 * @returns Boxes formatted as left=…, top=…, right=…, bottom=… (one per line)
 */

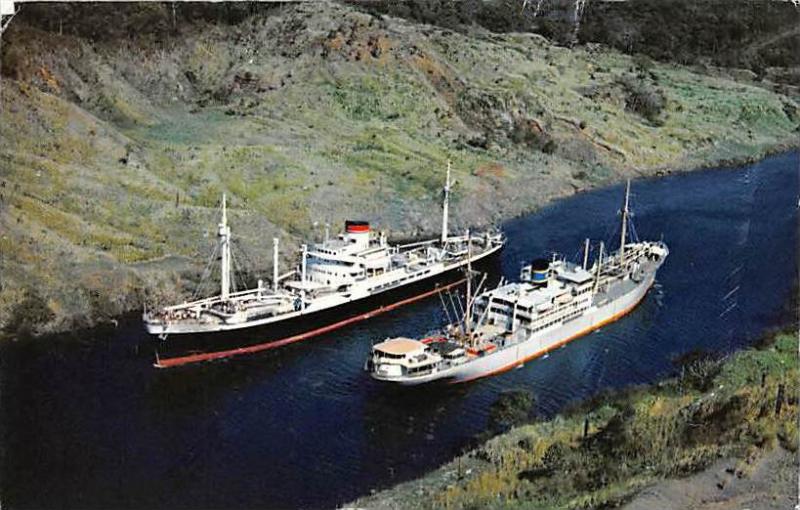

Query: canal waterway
left=1, top=151, right=797, bottom=509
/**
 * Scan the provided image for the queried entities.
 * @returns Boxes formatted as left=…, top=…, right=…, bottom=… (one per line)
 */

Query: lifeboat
left=467, top=343, right=497, bottom=356
left=555, top=293, right=573, bottom=305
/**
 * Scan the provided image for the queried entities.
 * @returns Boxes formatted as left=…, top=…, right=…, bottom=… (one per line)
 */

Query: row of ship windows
left=313, top=258, right=356, bottom=266
left=369, top=268, right=432, bottom=293
left=491, top=297, right=588, bottom=322
left=313, top=269, right=359, bottom=278
left=375, top=352, right=405, bottom=360
left=536, top=298, right=587, bottom=319
left=407, top=364, right=435, bottom=374
left=523, top=304, right=589, bottom=328
left=531, top=319, right=561, bottom=332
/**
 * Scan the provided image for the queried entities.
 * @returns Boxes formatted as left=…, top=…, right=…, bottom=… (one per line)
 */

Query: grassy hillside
left=357, top=0, right=800, bottom=95
left=351, top=330, right=799, bottom=509
left=0, top=1, right=798, bottom=335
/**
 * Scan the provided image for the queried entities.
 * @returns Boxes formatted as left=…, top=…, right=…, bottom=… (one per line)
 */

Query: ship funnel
left=345, top=220, right=370, bottom=250
left=529, top=258, right=550, bottom=286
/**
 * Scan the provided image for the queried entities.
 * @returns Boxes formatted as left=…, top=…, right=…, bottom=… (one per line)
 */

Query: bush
left=617, top=75, right=666, bottom=124
left=673, top=349, right=723, bottom=392
left=4, top=288, right=55, bottom=336
left=509, top=118, right=558, bottom=154
left=632, top=53, right=654, bottom=74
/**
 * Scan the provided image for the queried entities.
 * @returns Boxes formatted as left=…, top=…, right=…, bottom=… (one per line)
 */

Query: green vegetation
left=0, top=1, right=798, bottom=335
left=358, top=0, right=800, bottom=92
left=352, top=330, right=799, bottom=509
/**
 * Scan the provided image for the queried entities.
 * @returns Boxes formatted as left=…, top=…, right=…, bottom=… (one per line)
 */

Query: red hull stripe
left=154, top=279, right=466, bottom=368
left=346, top=225, right=370, bottom=233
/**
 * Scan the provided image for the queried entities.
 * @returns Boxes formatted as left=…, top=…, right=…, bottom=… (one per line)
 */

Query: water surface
left=2, top=152, right=797, bottom=509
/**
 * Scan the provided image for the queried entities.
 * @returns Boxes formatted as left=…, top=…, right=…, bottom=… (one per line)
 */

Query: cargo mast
left=465, top=229, right=472, bottom=344
left=219, top=194, right=232, bottom=300
left=441, top=160, right=451, bottom=243
left=619, top=179, right=631, bottom=267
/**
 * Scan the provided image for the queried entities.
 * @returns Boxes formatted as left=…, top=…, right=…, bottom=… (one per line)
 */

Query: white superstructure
left=143, top=163, right=505, bottom=339
left=368, top=181, right=669, bottom=385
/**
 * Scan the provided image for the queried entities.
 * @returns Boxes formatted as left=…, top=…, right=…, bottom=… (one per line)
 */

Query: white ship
left=143, top=162, right=504, bottom=354
left=367, top=181, right=668, bottom=385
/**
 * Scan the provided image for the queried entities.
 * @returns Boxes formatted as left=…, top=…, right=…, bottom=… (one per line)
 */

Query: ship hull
left=379, top=271, right=656, bottom=386
left=146, top=242, right=501, bottom=336
left=450, top=271, right=655, bottom=384
left=148, top=246, right=502, bottom=365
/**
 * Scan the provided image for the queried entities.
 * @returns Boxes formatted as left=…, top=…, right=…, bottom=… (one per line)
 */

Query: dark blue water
left=2, top=152, right=797, bottom=509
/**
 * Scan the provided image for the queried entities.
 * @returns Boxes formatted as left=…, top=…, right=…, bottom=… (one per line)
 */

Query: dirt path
left=623, top=447, right=798, bottom=510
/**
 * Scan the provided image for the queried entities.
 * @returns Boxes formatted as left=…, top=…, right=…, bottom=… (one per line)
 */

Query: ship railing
left=594, top=243, right=654, bottom=279
left=162, top=287, right=293, bottom=312
left=396, top=229, right=501, bottom=253
left=397, top=238, right=439, bottom=249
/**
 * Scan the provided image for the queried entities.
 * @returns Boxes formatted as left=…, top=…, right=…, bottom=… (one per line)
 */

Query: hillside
left=350, top=330, right=799, bottom=509
left=0, top=0, right=798, bottom=335
left=357, top=0, right=800, bottom=95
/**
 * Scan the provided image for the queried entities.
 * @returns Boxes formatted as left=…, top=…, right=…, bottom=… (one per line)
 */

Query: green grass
left=0, top=0, right=797, bottom=334
left=374, top=331, right=800, bottom=510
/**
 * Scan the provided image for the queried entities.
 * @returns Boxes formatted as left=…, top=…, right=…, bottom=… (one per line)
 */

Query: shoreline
left=348, top=325, right=799, bottom=509
left=3, top=0, right=799, bottom=340
left=3, top=143, right=798, bottom=341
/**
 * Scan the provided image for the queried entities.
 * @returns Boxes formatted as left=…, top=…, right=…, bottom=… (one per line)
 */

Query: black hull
left=148, top=252, right=502, bottom=365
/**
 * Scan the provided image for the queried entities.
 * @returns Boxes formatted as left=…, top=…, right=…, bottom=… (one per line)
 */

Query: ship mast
left=441, top=160, right=451, bottom=243
left=219, top=194, right=232, bottom=300
left=582, top=238, right=590, bottom=270
left=464, top=229, right=472, bottom=344
left=619, top=179, right=631, bottom=267
left=593, top=241, right=604, bottom=293
left=273, top=237, right=280, bottom=292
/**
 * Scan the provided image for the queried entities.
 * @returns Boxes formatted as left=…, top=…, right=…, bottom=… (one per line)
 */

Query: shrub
left=4, top=288, right=55, bottom=336
left=673, top=349, right=723, bottom=392
left=617, top=75, right=666, bottom=124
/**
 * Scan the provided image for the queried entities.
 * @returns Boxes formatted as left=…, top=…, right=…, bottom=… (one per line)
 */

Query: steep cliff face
left=0, top=1, right=797, bottom=335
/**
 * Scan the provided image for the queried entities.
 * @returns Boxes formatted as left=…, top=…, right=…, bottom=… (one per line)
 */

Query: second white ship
left=367, top=181, right=668, bottom=385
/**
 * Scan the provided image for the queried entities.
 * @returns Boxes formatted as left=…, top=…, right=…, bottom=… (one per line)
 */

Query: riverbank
left=1, top=0, right=799, bottom=337
left=349, top=328, right=799, bottom=509
left=2, top=151, right=796, bottom=509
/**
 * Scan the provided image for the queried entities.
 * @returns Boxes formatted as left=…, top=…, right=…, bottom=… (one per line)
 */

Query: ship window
left=377, top=351, right=404, bottom=359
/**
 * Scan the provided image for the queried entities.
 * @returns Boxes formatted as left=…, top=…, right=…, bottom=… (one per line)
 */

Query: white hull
left=377, top=272, right=655, bottom=386
left=370, top=181, right=667, bottom=387
left=145, top=242, right=502, bottom=335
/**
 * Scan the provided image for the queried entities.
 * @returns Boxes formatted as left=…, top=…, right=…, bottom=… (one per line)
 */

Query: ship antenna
left=441, top=160, right=451, bottom=244
left=219, top=194, right=232, bottom=300
left=619, top=179, right=630, bottom=267
left=582, top=238, right=590, bottom=270
left=465, top=229, right=472, bottom=344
